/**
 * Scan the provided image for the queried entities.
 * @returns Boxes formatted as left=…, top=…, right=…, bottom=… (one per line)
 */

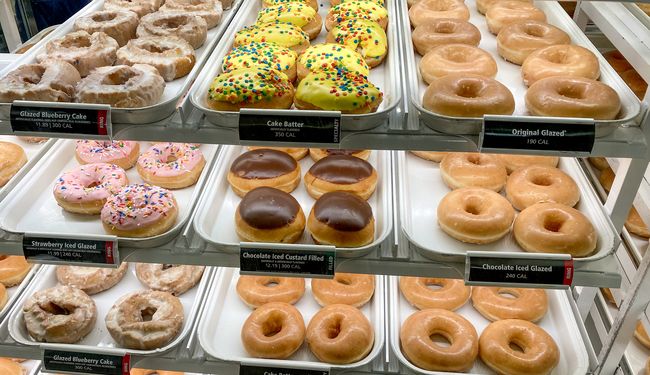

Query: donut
left=106, top=290, right=184, bottom=349
left=295, top=70, right=383, bottom=113
left=104, top=0, right=161, bottom=17
left=0, top=284, right=7, bottom=310
left=332, top=0, right=384, bottom=5
left=440, top=153, right=507, bottom=191
left=247, top=146, right=308, bottom=160
left=626, top=206, right=650, bottom=238
left=297, top=44, right=369, bottom=82
left=241, top=302, right=305, bottom=359
left=400, top=308, right=478, bottom=372
left=75, top=140, right=140, bottom=170
left=472, top=287, right=548, bottom=322
left=636, top=321, right=650, bottom=349
left=411, top=19, right=481, bottom=56
left=0, top=142, right=26, bottom=187
left=137, top=12, right=208, bottom=49
left=235, top=187, right=306, bottom=243
left=326, top=1, right=389, bottom=31
left=304, top=155, right=377, bottom=200
left=0, top=61, right=80, bottom=103
left=621, top=69, right=647, bottom=99
left=326, top=19, right=388, bottom=67
left=309, top=149, right=370, bottom=161
left=513, top=202, right=597, bottom=257
left=588, top=156, right=609, bottom=171
left=137, top=143, right=205, bottom=189
left=117, top=36, right=195, bottom=81
left=264, top=0, right=318, bottom=10
left=101, top=183, right=178, bottom=237
left=522, top=45, right=600, bottom=86
left=505, top=165, right=580, bottom=210
left=37, top=31, right=118, bottom=77
left=311, top=273, right=375, bottom=307
left=603, top=50, right=633, bottom=75
left=476, top=0, right=530, bottom=14
left=131, top=370, right=184, bottom=375
left=308, top=191, right=375, bottom=247
left=223, top=42, right=298, bottom=82
left=74, top=10, right=139, bottom=46
left=437, top=187, right=515, bottom=243
left=306, top=304, right=374, bottom=364
left=17, top=136, right=48, bottom=143
left=0, top=256, right=31, bottom=287
left=525, top=76, right=621, bottom=120
left=54, top=163, right=129, bottom=214
left=496, top=20, right=570, bottom=65
left=236, top=276, right=305, bottom=308
left=56, top=263, right=128, bottom=295
left=399, top=276, right=471, bottom=310
left=0, top=359, right=22, bottom=375
left=601, top=287, right=616, bottom=305
left=409, top=0, right=470, bottom=28
left=75, top=64, right=165, bottom=108
left=422, top=74, right=515, bottom=117
left=206, top=68, right=295, bottom=110
left=419, top=44, right=497, bottom=84
left=480, top=319, right=559, bottom=374
left=228, top=148, right=301, bottom=197
left=599, top=167, right=614, bottom=192
left=234, top=22, right=310, bottom=54
left=160, top=0, right=223, bottom=28
left=136, top=263, right=205, bottom=296
left=486, top=1, right=546, bottom=35
left=23, top=285, right=97, bottom=343
left=497, top=154, right=559, bottom=174
left=410, top=151, right=447, bottom=162
left=257, top=3, right=323, bottom=40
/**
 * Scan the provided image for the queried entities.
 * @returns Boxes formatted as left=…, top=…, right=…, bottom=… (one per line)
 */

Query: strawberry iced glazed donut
left=75, top=140, right=140, bottom=170
left=137, top=143, right=206, bottom=189
left=54, top=163, right=128, bottom=215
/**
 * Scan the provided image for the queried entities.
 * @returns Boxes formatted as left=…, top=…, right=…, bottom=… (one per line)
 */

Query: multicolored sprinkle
left=256, top=3, right=317, bottom=28
left=222, top=42, right=297, bottom=75
left=330, top=19, right=387, bottom=58
left=296, top=68, right=382, bottom=112
left=101, top=183, right=177, bottom=230
left=235, top=22, right=309, bottom=49
left=208, top=67, right=293, bottom=105
left=328, top=0, right=388, bottom=26
left=299, top=43, right=369, bottom=77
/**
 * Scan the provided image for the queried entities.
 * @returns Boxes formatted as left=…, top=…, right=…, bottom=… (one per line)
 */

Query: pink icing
left=137, top=143, right=204, bottom=178
left=54, top=163, right=128, bottom=203
left=101, top=183, right=177, bottom=230
left=75, top=140, right=138, bottom=165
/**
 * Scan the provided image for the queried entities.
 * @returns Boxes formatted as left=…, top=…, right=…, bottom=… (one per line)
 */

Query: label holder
left=240, top=363, right=329, bottom=375
left=239, top=242, right=336, bottom=279
left=23, top=232, right=119, bottom=267
left=238, top=108, right=341, bottom=145
left=42, top=348, right=130, bottom=375
left=10, top=101, right=112, bottom=139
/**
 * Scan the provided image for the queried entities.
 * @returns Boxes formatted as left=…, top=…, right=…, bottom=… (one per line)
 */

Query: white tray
left=0, top=136, right=54, bottom=203
left=193, top=146, right=392, bottom=257
left=0, top=140, right=218, bottom=248
left=197, top=268, right=385, bottom=371
left=398, top=152, right=617, bottom=263
left=0, top=264, right=40, bottom=320
left=388, top=277, right=589, bottom=375
left=9, top=264, right=213, bottom=356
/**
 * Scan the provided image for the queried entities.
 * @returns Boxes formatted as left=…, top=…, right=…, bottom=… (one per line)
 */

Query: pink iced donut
left=136, top=143, right=206, bottom=189
left=54, top=163, right=128, bottom=215
left=75, top=140, right=140, bottom=170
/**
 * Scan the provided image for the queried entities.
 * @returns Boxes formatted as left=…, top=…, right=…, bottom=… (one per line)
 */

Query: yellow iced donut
left=256, top=2, right=323, bottom=39
left=297, top=43, right=369, bottom=81
left=326, top=19, right=388, bottom=67
left=294, top=69, right=382, bottom=113
left=207, top=68, right=295, bottom=110
left=222, top=42, right=298, bottom=81
left=234, top=22, right=310, bottom=53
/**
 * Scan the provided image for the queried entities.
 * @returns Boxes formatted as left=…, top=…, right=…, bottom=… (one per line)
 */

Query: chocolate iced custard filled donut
left=309, top=148, right=370, bottom=162
left=228, top=149, right=301, bottom=197
left=304, top=155, right=378, bottom=200
left=308, top=191, right=375, bottom=247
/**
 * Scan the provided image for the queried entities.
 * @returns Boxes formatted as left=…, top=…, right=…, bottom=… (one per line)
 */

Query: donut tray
left=388, top=276, right=589, bottom=375
left=197, top=268, right=385, bottom=371
left=7, top=264, right=214, bottom=356
left=397, top=0, right=642, bottom=136
left=0, top=140, right=219, bottom=248
left=0, top=264, right=41, bottom=320
left=397, top=152, right=618, bottom=263
left=188, top=0, right=401, bottom=131
left=0, top=136, right=55, bottom=203
left=192, top=146, right=393, bottom=257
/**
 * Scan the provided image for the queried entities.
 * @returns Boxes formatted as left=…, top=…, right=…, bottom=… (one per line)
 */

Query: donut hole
left=92, top=12, right=117, bottom=22
left=429, top=332, right=452, bottom=348
left=141, top=43, right=173, bottom=54
left=41, top=302, right=72, bottom=315
left=154, top=17, right=187, bottom=29
left=336, top=276, right=352, bottom=285
left=325, top=317, right=343, bottom=339
left=263, top=280, right=280, bottom=288
left=21, top=66, right=45, bottom=85
left=543, top=215, right=565, bottom=232
left=62, top=36, right=92, bottom=48
left=467, top=154, right=482, bottom=165
left=442, top=49, right=469, bottom=63
left=544, top=50, right=569, bottom=65
left=464, top=198, right=483, bottom=215
left=140, top=306, right=157, bottom=322
left=434, top=22, right=456, bottom=34
left=524, top=25, right=546, bottom=38
left=162, top=264, right=175, bottom=270
left=165, top=155, right=179, bottom=163
left=85, top=181, right=101, bottom=189
left=102, top=69, right=137, bottom=86
left=262, top=316, right=283, bottom=337
left=557, top=85, right=586, bottom=100
left=530, top=175, right=553, bottom=186
left=455, top=81, right=481, bottom=98
left=497, top=290, right=519, bottom=299
left=424, top=281, right=444, bottom=290
left=508, top=341, right=526, bottom=353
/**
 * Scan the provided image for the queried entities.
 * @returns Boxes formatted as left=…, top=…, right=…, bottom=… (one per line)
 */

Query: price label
left=240, top=365, right=328, bottom=375
left=465, top=253, right=573, bottom=287
left=43, top=349, right=130, bottom=375
left=239, top=109, right=340, bottom=144
left=10, top=102, right=110, bottom=136
left=23, top=236, right=118, bottom=266
left=240, top=247, right=335, bottom=278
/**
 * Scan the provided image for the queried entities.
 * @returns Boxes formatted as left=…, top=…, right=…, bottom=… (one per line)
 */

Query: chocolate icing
left=239, top=187, right=300, bottom=229
left=230, top=149, right=297, bottom=179
left=308, top=155, right=374, bottom=184
left=324, top=149, right=365, bottom=156
left=313, top=191, right=373, bottom=231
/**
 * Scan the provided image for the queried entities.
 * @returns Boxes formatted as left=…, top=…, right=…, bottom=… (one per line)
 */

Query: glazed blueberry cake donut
left=74, top=9, right=139, bottom=46
left=56, top=263, right=129, bottom=295
left=137, top=12, right=208, bottom=49
left=117, top=36, right=196, bottom=81
left=0, top=61, right=80, bottom=103
left=135, top=263, right=205, bottom=295
left=37, top=31, right=119, bottom=77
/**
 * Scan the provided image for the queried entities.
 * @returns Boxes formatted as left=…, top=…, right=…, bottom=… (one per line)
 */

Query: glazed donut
left=75, top=140, right=140, bottom=170
left=603, top=50, right=633, bottom=75
left=236, top=276, right=305, bottom=308
left=257, top=3, right=323, bottom=40
left=18, top=136, right=48, bottom=143
left=0, top=284, right=7, bottom=310
left=0, top=359, right=22, bottom=375
left=0, top=256, right=32, bottom=287
left=399, top=277, right=471, bottom=310
left=486, top=1, right=546, bottom=35
left=101, top=183, right=178, bottom=237
left=295, top=70, right=383, bottom=113
left=522, top=45, right=600, bottom=86
left=599, top=167, right=614, bottom=192
left=223, top=42, right=298, bottom=82
left=480, top=319, right=559, bottom=374
left=505, top=165, right=580, bottom=210
left=137, top=143, right=205, bottom=189
left=621, top=69, right=647, bottom=99
left=400, top=309, right=478, bottom=372
left=309, top=148, right=371, bottom=162
left=131, top=370, right=184, bottom=375
left=410, top=151, right=447, bottom=162
left=236, top=187, right=306, bottom=243
left=409, top=0, right=470, bottom=28
left=311, top=273, right=375, bottom=307
left=76, top=64, right=165, bottom=108
left=241, top=302, right=305, bottom=359
left=419, top=44, right=497, bottom=84
left=0, top=61, right=80, bottom=103
left=476, top=0, right=530, bottom=14
left=247, top=146, right=308, bottom=160
left=137, top=12, right=208, bottom=49
left=23, top=285, right=96, bottom=343
left=306, top=304, right=374, bottom=364
left=304, top=155, right=377, bottom=200
left=326, top=19, right=388, bottom=67
left=601, top=287, right=616, bottom=305
left=54, top=163, right=129, bottom=214
left=497, top=154, right=559, bottom=174
left=117, top=36, right=195, bottom=82
left=136, top=263, right=204, bottom=296
left=297, top=44, right=369, bottom=82
left=104, top=0, right=161, bottom=17
left=525, top=76, right=621, bottom=120
left=326, top=1, right=389, bottom=31
left=411, top=19, right=481, bottom=56
left=440, top=153, right=508, bottom=191
left=264, top=0, right=318, bottom=10
left=626, top=206, right=650, bottom=238
left=513, top=202, right=597, bottom=257
left=636, top=321, right=650, bottom=349
left=472, top=287, right=548, bottom=322
left=160, top=0, right=223, bottom=28
left=106, top=290, right=184, bottom=349
left=234, top=22, right=310, bottom=54
left=228, top=148, right=301, bottom=197
left=206, top=68, right=295, bottom=110
left=37, top=31, right=118, bottom=77
left=497, top=20, right=570, bottom=65
left=56, top=263, right=128, bottom=295
left=437, top=187, right=515, bottom=243
left=422, top=74, right=515, bottom=117
left=308, top=191, right=375, bottom=247
left=0, top=142, right=26, bottom=187
left=74, top=10, right=138, bottom=47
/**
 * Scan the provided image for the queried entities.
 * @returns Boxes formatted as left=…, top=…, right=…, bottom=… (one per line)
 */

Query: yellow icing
left=263, top=0, right=313, bottom=6
left=257, top=3, right=316, bottom=28
left=340, top=0, right=384, bottom=4
left=296, top=69, right=382, bottom=111
left=222, top=42, right=297, bottom=73
left=207, top=68, right=292, bottom=104
left=299, top=43, right=369, bottom=76
left=329, top=0, right=388, bottom=25
left=331, top=19, right=387, bottom=58
left=235, top=22, right=309, bottom=49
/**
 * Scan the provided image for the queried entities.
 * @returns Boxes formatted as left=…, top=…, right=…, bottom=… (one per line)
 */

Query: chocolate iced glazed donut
left=228, top=149, right=301, bottom=197
left=309, top=149, right=370, bottom=162
left=308, top=191, right=375, bottom=247
left=304, top=155, right=378, bottom=200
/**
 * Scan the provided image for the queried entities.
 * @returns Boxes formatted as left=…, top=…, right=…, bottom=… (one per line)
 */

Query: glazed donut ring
left=137, top=143, right=206, bottom=189
left=420, top=44, right=497, bottom=84
left=241, top=302, right=305, bottom=359
left=471, top=287, right=548, bottom=322
left=236, top=276, right=305, bottom=308
left=311, top=273, right=375, bottom=307
left=37, top=31, right=118, bottom=77
left=626, top=206, right=650, bottom=238
left=440, top=153, right=508, bottom=191
left=160, top=0, right=223, bottom=28
left=104, top=0, right=161, bottom=17
left=74, top=10, right=139, bottom=47
left=410, top=151, right=447, bottom=162
left=621, top=69, right=647, bottom=99
left=0, top=256, right=32, bottom=287
left=135, top=263, right=205, bottom=296
left=599, top=167, right=614, bottom=192
left=409, top=0, right=470, bottom=28
left=399, top=276, right=471, bottom=311
left=137, top=12, right=208, bottom=49
left=497, top=20, right=570, bottom=65
left=0, top=359, right=23, bottom=375
left=0, top=61, right=80, bottom=103
left=56, top=263, right=128, bottom=295
left=326, top=1, right=389, bottom=31
left=117, top=36, right=195, bottom=82
left=603, top=50, right=633, bottom=75
left=636, top=321, right=650, bottom=349
left=497, top=154, right=559, bottom=174
left=411, top=19, right=481, bottom=56
left=588, top=157, right=609, bottom=171
left=257, top=3, right=323, bottom=40
left=476, top=0, right=530, bottom=14
left=486, top=1, right=546, bottom=35
left=326, top=19, right=388, bottom=68
left=0, top=141, right=27, bottom=187
left=506, top=165, right=580, bottom=210
left=207, top=68, right=295, bottom=110
left=522, top=45, right=600, bottom=86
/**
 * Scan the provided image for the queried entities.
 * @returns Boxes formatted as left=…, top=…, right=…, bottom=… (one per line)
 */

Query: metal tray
left=0, top=136, right=55, bottom=203
left=0, top=140, right=219, bottom=248
left=399, top=0, right=642, bottom=136
left=188, top=0, right=400, bottom=131
left=193, top=146, right=393, bottom=257
left=0, top=264, right=40, bottom=319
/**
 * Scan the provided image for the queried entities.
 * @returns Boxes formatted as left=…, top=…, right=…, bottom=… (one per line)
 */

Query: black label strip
left=23, top=236, right=118, bottom=265
left=240, top=364, right=329, bottom=375
left=240, top=248, right=335, bottom=278
left=43, top=349, right=129, bottom=375
left=466, top=256, right=574, bottom=286
left=239, top=111, right=341, bottom=144
left=10, top=104, right=109, bottom=136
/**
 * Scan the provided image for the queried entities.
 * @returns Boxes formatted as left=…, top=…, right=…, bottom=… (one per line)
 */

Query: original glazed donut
left=234, top=22, right=310, bottom=54
left=228, top=148, right=301, bottom=197
left=223, top=42, right=298, bottom=82
left=237, top=276, right=305, bottom=308
left=37, top=31, right=118, bottom=77
left=471, top=287, right=548, bottom=322
left=486, top=1, right=546, bottom=35
left=588, top=156, right=609, bottom=171
left=247, top=146, right=308, bottom=161
left=117, top=36, right=196, bottom=81
left=0, top=256, right=31, bottom=287
left=104, top=0, right=161, bottom=17
left=326, top=19, right=388, bottom=67
left=0, top=141, right=26, bottom=187
left=311, top=273, right=375, bottom=307
left=75, top=140, right=140, bottom=170
left=411, top=19, right=481, bottom=56
left=513, top=202, right=597, bottom=257
left=206, top=68, right=295, bottom=110
left=241, top=302, right=305, bottom=359
left=522, top=45, right=600, bottom=86
left=0, top=61, right=80, bottom=103
left=306, top=304, right=374, bottom=364
left=309, top=148, right=371, bottom=162
left=440, top=153, right=508, bottom=191
left=23, top=285, right=97, bottom=343
left=506, top=165, right=580, bottom=210
left=399, top=277, right=471, bottom=310
left=479, top=319, right=559, bottom=375
left=410, top=151, right=448, bottom=162
left=0, top=284, right=7, bottom=310
left=419, top=44, right=497, bottom=84
left=497, top=154, right=559, bottom=174
left=0, top=359, right=22, bottom=375
left=476, top=0, right=530, bottom=14
left=409, top=0, right=470, bottom=28
left=56, top=263, right=128, bottom=295
left=599, top=167, right=614, bottom=192
left=106, top=290, right=184, bottom=349
left=636, top=321, right=650, bottom=349
left=74, top=10, right=139, bottom=47
left=137, top=143, right=205, bottom=189
left=621, top=69, right=647, bottom=99
left=308, top=191, right=375, bottom=247
left=297, top=44, right=369, bottom=82
left=295, top=70, right=383, bottom=113
left=257, top=3, right=323, bottom=40
left=326, top=0, right=389, bottom=31
left=497, top=20, right=571, bottom=65
left=603, top=50, right=633, bottom=75
left=136, top=263, right=205, bottom=296
left=626, top=207, right=650, bottom=238
left=160, top=0, right=223, bottom=28
left=400, top=309, right=478, bottom=372
left=137, top=12, right=208, bottom=49
left=437, top=187, right=515, bottom=243
left=304, top=155, right=378, bottom=200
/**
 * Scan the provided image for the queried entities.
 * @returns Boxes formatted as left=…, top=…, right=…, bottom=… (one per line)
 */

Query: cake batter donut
left=409, top=0, right=470, bottom=28
left=603, top=50, right=633, bottom=75
left=297, top=44, right=369, bottom=81
left=304, top=155, right=378, bottom=200
left=234, top=23, right=310, bottom=54
left=311, top=273, right=375, bottom=307
left=0, top=61, right=80, bottom=103
left=497, top=20, right=570, bottom=65
left=636, top=321, right=650, bottom=349
left=419, top=44, right=497, bottom=84
left=237, top=276, right=305, bottom=308
left=257, top=3, right=323, bottom=40
left=137, top=143, right=205, bottom=189
left=497, top=154, right=559, bottom=174
left=411, top=19, right=481, bottom=56
left=117, top=36, right=196, bottom=81
left=75, top=140, right=140, bottom=170
left=522, top=45, right=600, bottom=86
left=56, top=263, right=128, bottom=295
left=326, top=1, right=389, bottom=31
left=505, top=165, right=580, bottom=210
left=74, top=9, right=138, bottom=46
left=247, top=147, right=308, bottom=161
left=309, top=149, right=370, bottom=161
left=307, top=191, right=375, bottom=247
left=0, top=359, right=22, bottom=375
left=37, top=31, right=118, bottom=77
left=228, top=148, right=301, bottom=197
left=626, top=207, right=650, bottom=238
left=399, top=277, right=471, bottom=310
left=476, top=0, right=530, bottom=14
left=0, top=141, right=26, bottom=187
left=104, top=0, right=161, bottom=17
left=241, top=302, right=305, bottom=359
left=0, top=256, right=31, bottom=287
left=136, top=263, right=205, bottom=296
left=137, top=12, right=208, bottom=49
left=410, top=151, right=448, bottom=162
left=472, top=287, right=548, bottom=322
left=223, top=42, right=298, bottom=82
left=486, top=1, right=546, bottom=35
left=160, top=0, right=223, bottom=28
left=294, top=70, right=383, bottom=113
left=326, top=19, right=388, bottom=67
left=206, top=68, right=295, bottom=110
left=440, top=153, right=507, bottom=191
